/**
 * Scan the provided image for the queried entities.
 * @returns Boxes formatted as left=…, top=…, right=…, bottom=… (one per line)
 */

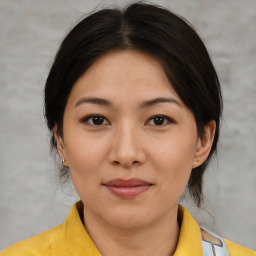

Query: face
left=56, top=50, right=214, bottom=229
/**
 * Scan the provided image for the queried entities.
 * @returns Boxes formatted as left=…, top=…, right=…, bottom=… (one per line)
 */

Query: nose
left=108, top=123, right=146, bottom=169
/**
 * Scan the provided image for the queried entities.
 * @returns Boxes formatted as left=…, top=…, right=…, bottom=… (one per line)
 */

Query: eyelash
left=146, top=115, right=174, bottom=126
left=80, top=114, right=174, bottom=126
left=80, top=114, right=110, bottom=126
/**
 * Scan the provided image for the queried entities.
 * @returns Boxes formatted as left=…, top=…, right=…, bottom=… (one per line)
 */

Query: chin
left=104, top=206, right=155, bottom=230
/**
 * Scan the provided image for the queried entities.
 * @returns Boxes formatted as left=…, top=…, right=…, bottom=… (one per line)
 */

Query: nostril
left=113, top=161, right=120, bottom=166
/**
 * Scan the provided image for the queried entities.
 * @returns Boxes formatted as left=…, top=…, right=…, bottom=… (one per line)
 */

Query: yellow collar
left=64, top=202, right=203, bottom=256
left=174, top=205, right=203, bottom=255
left=64, top=201, right=101, bottom=255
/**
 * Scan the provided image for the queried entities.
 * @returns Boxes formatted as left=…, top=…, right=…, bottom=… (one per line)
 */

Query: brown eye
left=153, top=116, right=165, bottom=125
left=147, top=115, right=172, bottom=126
left=82, top=115, right=110, bottom=126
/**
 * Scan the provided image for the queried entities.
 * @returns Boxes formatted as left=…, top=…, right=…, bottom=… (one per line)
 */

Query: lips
left=103, top=178, right=152, bottom=199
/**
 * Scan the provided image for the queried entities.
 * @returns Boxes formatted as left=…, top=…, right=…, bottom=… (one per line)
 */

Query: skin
left=55, top=50, right=216, bottom=256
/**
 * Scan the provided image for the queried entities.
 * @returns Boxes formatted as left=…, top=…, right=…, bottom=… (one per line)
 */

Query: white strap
left=201, top=228, right=229, bottom=256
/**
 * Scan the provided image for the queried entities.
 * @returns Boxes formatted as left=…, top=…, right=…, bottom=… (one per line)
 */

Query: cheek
left=64, top=135, right=108, bottom=202
left=150, top=133, right=197, bottom=170
left=149, top=133, right=197, bottom=194
left=63, top=129, right=109, bottom=178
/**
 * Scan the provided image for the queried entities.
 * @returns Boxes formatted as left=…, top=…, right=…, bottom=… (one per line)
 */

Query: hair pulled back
left=44, top=3, right=222, bottom=206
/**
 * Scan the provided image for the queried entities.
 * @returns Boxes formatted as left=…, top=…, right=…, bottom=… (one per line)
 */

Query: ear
left=192, top=120, right=216, bottom=168
left=53, top=125, right=69, bottom=167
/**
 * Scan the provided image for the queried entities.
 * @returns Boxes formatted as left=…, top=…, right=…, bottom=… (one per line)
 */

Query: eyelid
left=80, top=114, right=174, bottom=126
left=146, top=114, right=175, bottom=126
left=80, top=114, right=110, bottom=125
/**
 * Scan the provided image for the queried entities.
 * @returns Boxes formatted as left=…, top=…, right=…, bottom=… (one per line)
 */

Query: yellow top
left=1, top=202, right=255, bottom=256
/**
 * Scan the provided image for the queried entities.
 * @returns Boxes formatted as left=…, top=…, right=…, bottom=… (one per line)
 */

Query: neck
left=83, top=206, right=180, bottom=256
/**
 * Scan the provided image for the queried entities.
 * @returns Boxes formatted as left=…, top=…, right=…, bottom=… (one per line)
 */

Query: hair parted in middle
left=44, top=3, right=223, bottom=207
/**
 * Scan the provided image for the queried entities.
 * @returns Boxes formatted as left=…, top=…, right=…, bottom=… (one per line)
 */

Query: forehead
left=67, top=50, right=181, bottom=104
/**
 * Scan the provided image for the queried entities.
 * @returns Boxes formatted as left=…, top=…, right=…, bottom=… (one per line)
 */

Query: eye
left=146, top=115, right=173, bottom=126
left=81, top=114, right=110, bottom=126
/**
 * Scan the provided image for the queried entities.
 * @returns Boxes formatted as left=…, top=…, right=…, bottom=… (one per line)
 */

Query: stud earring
left=62, top=158, right=67, bottom=166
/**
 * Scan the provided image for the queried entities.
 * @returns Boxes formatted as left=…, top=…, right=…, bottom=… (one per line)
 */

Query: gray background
left=0, top=0, right=255, bottom=251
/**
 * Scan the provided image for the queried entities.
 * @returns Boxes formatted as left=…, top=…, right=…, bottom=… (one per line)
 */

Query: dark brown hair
left=44, top=3, right=222, bottom=206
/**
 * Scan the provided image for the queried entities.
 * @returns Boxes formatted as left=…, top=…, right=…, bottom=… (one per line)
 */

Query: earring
left=62, top=158, right=67, bottom=166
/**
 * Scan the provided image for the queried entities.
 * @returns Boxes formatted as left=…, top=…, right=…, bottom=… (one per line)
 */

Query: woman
left=1, top=3, right=255, bottom=256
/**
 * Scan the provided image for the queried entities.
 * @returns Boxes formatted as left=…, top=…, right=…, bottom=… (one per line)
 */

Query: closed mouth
left=103, top=178, right=153, bottom=198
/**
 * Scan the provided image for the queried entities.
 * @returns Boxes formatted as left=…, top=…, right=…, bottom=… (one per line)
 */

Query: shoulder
left=0, top=224, right=66, bottom=256
left=177, top=205, right=256, bottom=255
left=200, top=227, right=255, bottom=256
left=225, top=239, right=256, bottom=256
left=0, top=202, right=97, bottom=256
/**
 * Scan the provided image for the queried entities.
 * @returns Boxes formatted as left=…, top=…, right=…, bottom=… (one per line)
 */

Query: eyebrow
left=75, top=97, right=113, bottom=108
left=74, top=96, right=182, bottom=108
left=139, top=97, right=182, bottom=108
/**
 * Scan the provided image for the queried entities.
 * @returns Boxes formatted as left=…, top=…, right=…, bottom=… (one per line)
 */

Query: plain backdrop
left=0, top=0, right=255, bottom=251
